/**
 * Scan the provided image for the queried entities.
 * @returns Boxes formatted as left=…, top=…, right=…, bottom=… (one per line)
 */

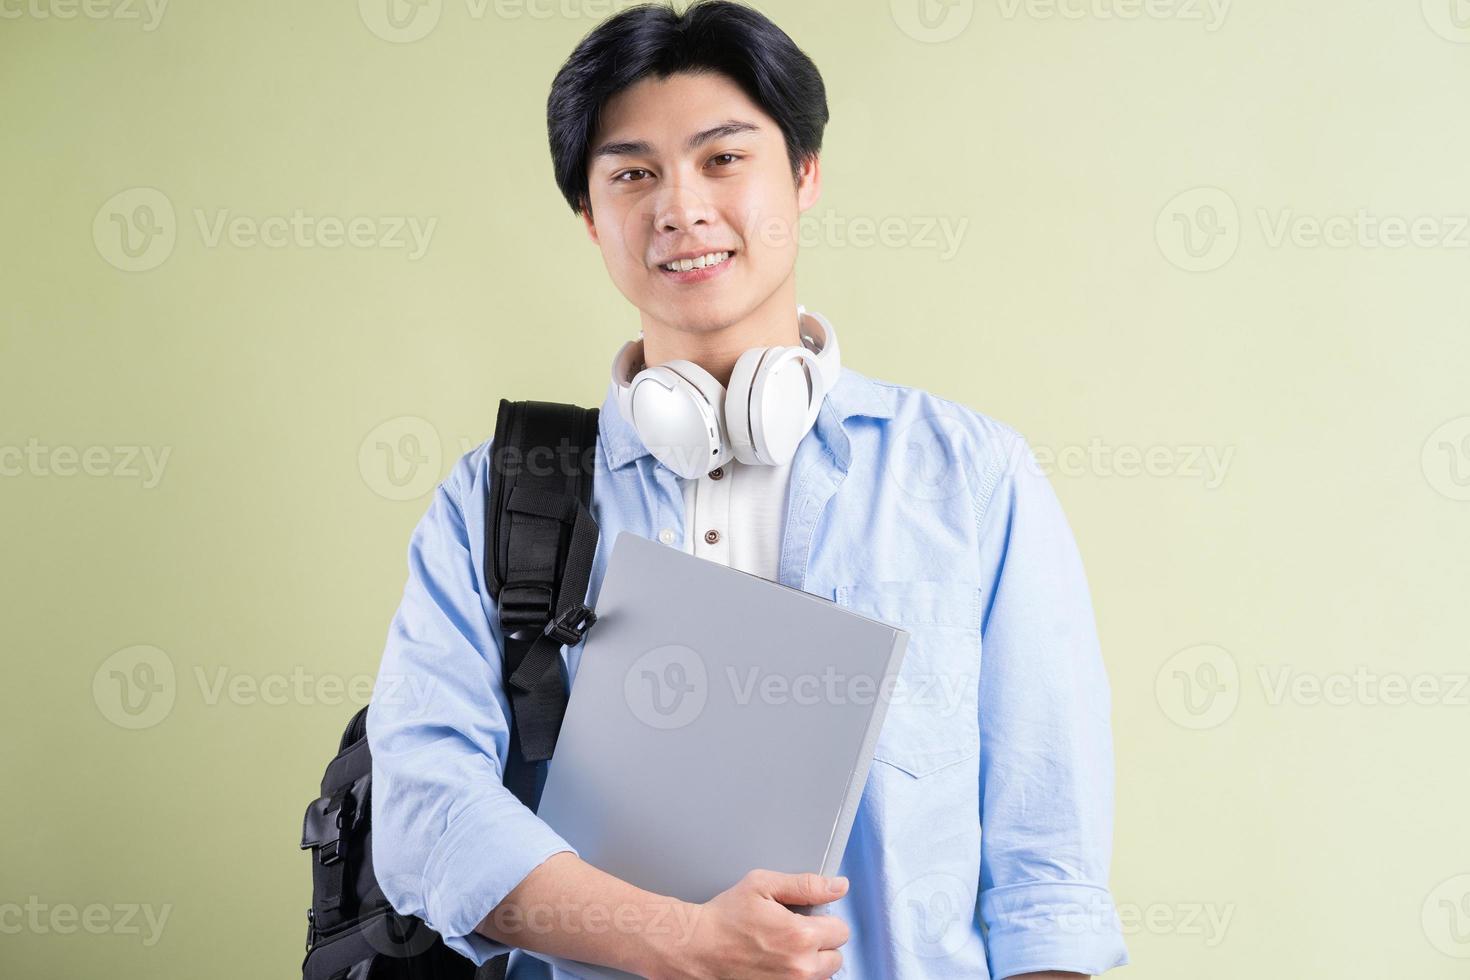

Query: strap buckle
left=542, top=603, right=598, bottom=646
left=300, top=779, right=366, bottom=866
left=499, top=583, right=555, bottom=632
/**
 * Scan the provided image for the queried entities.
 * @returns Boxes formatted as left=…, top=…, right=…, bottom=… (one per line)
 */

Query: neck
left=637, top=284, right=801, bottom=388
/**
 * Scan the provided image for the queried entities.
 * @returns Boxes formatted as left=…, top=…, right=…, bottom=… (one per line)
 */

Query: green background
left=3, top=1, right=1468, bottom=977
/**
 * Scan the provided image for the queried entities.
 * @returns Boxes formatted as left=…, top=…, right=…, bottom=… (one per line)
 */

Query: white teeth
left=663, top=250, right=729, bottom=272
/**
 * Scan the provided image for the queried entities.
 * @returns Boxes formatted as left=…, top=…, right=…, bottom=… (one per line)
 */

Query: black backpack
left=300, top=400, right=602, bottom=980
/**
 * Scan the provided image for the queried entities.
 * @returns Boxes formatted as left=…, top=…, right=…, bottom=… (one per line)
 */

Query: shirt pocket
left=834, top=579, right=982, bottom=779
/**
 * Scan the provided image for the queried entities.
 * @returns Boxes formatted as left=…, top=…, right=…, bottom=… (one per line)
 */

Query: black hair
left=546, top=0, right=829, bottom=216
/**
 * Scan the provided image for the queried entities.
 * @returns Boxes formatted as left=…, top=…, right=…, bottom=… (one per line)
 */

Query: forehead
left=592, top=71, right=773, bottom=151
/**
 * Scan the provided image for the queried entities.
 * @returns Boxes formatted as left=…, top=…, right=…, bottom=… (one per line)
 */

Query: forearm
left=473, top=851, right=698, bottom=977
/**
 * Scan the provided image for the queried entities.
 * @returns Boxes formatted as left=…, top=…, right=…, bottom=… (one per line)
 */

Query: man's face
left=582, top=70, right=820, bottom=335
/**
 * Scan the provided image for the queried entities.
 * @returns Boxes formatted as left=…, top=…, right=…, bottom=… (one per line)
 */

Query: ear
left=581, top=204, right=599, bottom=245
left=795, top=153, right=822, bottom=213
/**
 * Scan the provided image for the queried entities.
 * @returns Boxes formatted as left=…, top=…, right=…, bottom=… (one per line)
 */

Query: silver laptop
left=532, top=530, right=909, bottom=980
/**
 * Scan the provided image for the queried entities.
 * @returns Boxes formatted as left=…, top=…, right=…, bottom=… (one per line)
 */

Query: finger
left=764, top=871, right=848, bottom=906
left=812, top=949, right=844, bottom=978
left=805, top=912, right=850, bottom=950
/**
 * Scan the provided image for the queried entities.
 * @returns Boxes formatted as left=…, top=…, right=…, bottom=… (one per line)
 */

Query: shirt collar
left=598, top=364, right=894, bottom=472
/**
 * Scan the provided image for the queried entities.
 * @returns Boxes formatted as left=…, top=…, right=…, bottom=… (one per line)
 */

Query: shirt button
left=658, top=528, right=675, bottom=544
left=708, top=467, right=724, bottom=480
left=704, top=529, right=720, bottom=544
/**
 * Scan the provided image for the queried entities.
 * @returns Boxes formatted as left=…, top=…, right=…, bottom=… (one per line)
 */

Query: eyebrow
left=589, top=120, right=761, bottom=162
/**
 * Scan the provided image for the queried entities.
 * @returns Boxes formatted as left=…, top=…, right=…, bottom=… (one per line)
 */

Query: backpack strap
left=484, top=399, right=600, bottom=809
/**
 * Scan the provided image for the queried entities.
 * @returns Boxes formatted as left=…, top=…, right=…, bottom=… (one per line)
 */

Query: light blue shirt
left=369, top=365, right=1129, bottom=979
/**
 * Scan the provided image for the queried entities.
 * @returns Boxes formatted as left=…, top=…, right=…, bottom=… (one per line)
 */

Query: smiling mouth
left=657, top=249, right=735, bottom=274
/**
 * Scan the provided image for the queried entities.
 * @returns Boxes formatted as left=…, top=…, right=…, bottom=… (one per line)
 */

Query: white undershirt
left=677, top=457, right=794, bottom=581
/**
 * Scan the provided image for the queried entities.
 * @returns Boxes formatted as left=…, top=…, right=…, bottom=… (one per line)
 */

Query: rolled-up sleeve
left=974, top=433, right=1129, bottom=979
left=367, top=452, right=577, bottom=965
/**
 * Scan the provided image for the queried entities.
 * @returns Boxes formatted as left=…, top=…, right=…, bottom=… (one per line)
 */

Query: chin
left=648, top=297, right=740, bottom=332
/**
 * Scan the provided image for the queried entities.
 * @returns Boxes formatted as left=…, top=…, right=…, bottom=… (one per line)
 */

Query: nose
left=653, top=184, right=715, bottom=235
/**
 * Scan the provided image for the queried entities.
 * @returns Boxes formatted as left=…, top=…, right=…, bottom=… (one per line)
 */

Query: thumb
left=763, top=871, right=849, bottom=906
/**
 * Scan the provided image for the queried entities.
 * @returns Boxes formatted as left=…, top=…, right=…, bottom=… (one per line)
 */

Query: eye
left=709, top=153, right=741, bottom=167
left=614, top=169, right=651, bottom=183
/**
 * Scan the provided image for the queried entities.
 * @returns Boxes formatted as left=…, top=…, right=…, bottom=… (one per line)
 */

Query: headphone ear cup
left=750, top=347, right=822, bottom=466
left=724, top=346, right=769, bottom=465
left=728, top=345, right=822, bottom=466
left=627, top=361, right=733, bottom=479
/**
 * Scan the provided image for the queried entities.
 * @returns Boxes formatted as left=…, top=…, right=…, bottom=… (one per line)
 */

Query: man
left=369, top=2, right=1128, bottom=978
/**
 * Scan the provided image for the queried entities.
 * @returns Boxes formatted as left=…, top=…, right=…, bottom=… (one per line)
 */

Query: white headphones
left=610, top=306, right=842, bottom=480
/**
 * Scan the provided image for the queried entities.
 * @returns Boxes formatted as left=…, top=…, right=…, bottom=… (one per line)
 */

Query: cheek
left=593, top=207, right=645, bottom=272
left=742, top=214, right=799, bottom=271
left=730, top=195, right=799, bottom=261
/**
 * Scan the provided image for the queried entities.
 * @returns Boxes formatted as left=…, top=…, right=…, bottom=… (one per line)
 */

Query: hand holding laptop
left=653, top=869, right=850, bottom=979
